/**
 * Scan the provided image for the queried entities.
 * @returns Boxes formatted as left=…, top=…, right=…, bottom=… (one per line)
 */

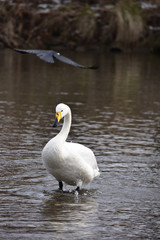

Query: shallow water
left=0, top=49, right=160, bottom=239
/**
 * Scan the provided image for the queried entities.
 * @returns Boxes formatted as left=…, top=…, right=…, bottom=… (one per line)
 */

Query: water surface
left=0, top=49, right=160, bottom=239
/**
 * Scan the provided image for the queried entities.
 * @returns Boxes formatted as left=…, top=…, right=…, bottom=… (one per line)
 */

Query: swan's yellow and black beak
left=53, top=112, right=62, bottom=127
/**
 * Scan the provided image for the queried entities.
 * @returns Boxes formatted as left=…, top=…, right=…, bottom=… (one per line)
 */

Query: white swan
left=42, top=103, right=100, bottom=191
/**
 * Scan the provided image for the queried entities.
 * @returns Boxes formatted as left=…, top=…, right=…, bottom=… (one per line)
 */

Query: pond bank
left=0, top=0, right=160, bottom=52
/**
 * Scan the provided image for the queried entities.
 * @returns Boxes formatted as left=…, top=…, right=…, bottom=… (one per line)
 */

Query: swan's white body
left=42, top=103, right=100, bottom=189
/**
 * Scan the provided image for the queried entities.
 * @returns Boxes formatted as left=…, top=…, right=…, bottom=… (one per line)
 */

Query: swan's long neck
left=57, top=110, right=72, bottom=141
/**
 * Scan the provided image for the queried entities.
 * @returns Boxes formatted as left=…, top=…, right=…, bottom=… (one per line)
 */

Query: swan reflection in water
left=42, top=190, right=99, bottom=236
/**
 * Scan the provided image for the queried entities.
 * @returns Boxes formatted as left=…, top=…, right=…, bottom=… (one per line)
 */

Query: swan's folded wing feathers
left=64, top=142, right=98, bottom=170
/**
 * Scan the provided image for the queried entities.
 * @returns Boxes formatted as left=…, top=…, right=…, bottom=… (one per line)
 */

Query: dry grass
left=113, top=0, right=143, bottom=48
left=75, top=5, right=97, bottom=43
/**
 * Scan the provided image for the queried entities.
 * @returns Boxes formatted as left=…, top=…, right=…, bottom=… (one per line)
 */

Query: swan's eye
left=61, top=110, right=63, bottom=112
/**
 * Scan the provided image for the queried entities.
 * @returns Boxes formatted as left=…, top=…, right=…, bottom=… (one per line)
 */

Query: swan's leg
left=59, top=181, right=63, bottom=190
left=75, top=186, right=80, bottom=192
left=75, top=180, right=82, bottom=192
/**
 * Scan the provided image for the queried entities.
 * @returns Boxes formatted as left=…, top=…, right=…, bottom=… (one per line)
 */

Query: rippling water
left=0, top=49, right=160, bottom=239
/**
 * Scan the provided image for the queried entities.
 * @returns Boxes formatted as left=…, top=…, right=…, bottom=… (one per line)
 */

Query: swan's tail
left=94, top=168, right=100, bottom=178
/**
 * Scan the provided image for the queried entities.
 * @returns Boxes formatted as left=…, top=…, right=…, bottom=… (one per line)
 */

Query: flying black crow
left=14, top=48, right=98, bottom=69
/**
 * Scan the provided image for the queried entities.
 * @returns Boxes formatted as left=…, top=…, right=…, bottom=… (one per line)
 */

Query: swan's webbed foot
left=59, top=181, right=63, bottom=190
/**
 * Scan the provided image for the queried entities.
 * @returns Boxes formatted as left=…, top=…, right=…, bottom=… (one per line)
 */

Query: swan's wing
left=14, top=49, right=55, bottom=63
left=54, top=52, right=98, bottom=69
left=64, top=142, right=99, bottom=170
left=14, top=48, right=98, bottom=69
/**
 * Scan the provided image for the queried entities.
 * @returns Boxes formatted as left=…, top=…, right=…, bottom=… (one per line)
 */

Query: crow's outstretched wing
left=14, top=48, right=98, bottom=69
left=14, top=49, right=55, bottom=63
left=54, top=52, right=97, bottom=69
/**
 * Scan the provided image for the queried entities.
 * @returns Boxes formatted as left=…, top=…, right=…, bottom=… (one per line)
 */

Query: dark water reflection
left=0, top=49, right=160, bottom=239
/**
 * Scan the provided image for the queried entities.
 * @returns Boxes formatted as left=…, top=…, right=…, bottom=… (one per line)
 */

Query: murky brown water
left=0, top=49, right=160, bottom=239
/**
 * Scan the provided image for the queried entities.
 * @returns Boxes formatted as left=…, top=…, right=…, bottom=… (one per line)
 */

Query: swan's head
left=53, top=103, right=70, bottom=127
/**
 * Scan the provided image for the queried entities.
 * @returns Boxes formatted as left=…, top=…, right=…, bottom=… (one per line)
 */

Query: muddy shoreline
left=0, top=0, right=160, bottom=52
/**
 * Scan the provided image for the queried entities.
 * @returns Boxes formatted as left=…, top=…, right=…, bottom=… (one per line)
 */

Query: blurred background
left=0, top=0, right=160, bottom=52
